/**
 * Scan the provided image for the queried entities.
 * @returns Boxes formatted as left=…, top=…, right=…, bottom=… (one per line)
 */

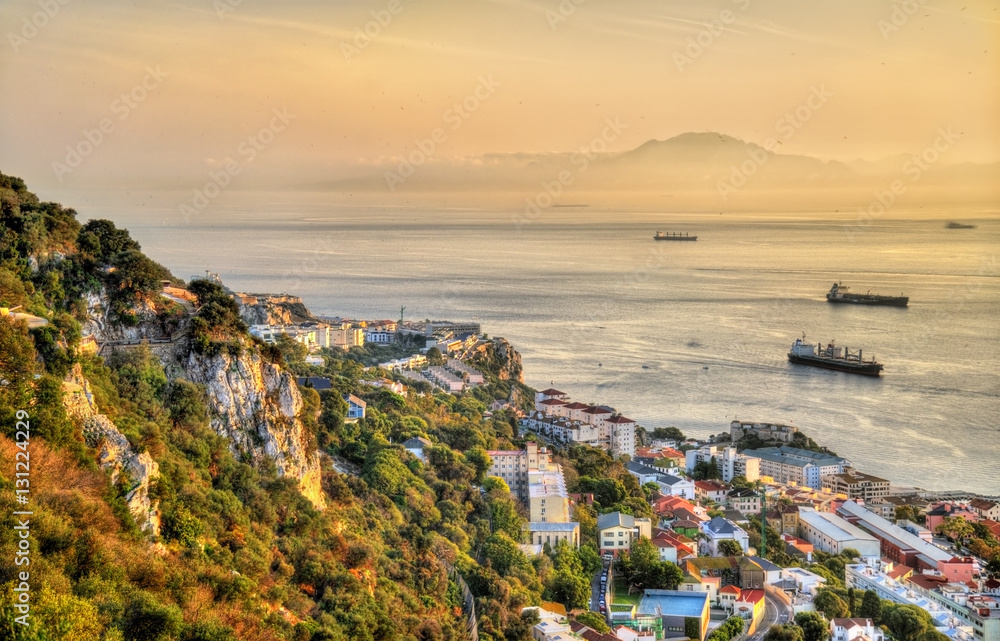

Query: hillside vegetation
left=0, top=172, right=651, bottom=641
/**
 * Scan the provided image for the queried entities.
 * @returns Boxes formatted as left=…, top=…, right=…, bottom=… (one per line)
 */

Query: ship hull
left=787, top=354, right=883, bottom=376
left=827, top=295, right=908, bottom=307
left=653, top=236, right=697, bottom=241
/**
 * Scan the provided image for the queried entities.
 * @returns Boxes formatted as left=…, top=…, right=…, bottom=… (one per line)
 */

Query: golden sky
left=1, top=0, right=998, bottom=193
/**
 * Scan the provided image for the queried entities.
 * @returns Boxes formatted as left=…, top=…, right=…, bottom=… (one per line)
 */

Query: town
left=236, top=296, right=1000, bottom=641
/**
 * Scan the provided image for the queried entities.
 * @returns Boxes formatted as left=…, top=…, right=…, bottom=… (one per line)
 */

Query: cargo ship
left=787, top=337, right=883, bottom=376
left=654, top=231, right=697, bottom=241
left=826, top=283, right=908, bottom=307
left=945, top=221, right=976, bottom=229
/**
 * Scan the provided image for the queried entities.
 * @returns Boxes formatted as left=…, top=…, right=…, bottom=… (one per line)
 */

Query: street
left=748, top=592, right=790, bottom=641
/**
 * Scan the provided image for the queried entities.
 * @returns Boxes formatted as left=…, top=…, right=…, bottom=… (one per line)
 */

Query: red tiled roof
left=582, top=406, right=611, bottom=414
left=907, top=574, right=949, bottom=590
left=539, top=388, right=566, bottom=396
left=720, top=585, right=742, bottom=594
left=982, top=520, right=1000, bottom=537
left=564, top=402, right=590, bottom=410
left=832, top=618, right=874, bottom=629
left=739, top=589, right=766, bottom=604
left=606, top=415, right=635, bottom=424
left=539, top=398, right=568, bottom=405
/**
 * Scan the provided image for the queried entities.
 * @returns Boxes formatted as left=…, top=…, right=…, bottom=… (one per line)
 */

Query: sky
left=1, top=0, right=998, bottom=199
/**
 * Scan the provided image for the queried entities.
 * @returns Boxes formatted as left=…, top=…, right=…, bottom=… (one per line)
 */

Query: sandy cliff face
left=183, top=348, right=326, bottom=510
left=64, top=364, right=162, bottom=536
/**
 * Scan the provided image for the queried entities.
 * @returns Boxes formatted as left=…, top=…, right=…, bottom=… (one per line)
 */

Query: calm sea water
left=120, top=198, right=1000, bottom=494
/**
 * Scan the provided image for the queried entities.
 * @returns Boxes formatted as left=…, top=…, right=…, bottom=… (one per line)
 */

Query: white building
left=797, top=507, right=880, bottom=557
left=626, top=461, right=696, bottom=500
left=700, top=517, right=750, bottom=556
left=742, top=446, right=848, bottom=490
left=685, top=445, right=760, bottom=483
left=830, top=618, right=885, bottom=641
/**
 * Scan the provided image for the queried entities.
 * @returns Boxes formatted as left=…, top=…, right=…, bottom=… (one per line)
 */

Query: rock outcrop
left=183, top=347, right=326, bottom=510
left=472, top=337, right=524, bottom=383
left=81, top=289, right=180, bottom=343
left=64, top=365, right=161, bottom=536
left=234, top=293, right=315, bottom=326
left=82, top=415, right=162, bottom=536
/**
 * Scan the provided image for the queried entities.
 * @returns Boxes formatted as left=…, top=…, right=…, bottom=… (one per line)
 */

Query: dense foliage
left=1, top=172, right=594, bottom=641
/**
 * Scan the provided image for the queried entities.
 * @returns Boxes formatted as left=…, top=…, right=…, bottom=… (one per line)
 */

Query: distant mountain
left=297, top=131, right=998, bottom=211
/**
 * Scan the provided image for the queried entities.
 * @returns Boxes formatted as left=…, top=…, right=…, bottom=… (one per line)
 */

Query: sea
left=113, top=196, right=999, bottom=495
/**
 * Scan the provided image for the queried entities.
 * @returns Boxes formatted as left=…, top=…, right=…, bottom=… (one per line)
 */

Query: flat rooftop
left=799, top=508, right=879, bottom=544
left=638, top=589, right=709, bottom=618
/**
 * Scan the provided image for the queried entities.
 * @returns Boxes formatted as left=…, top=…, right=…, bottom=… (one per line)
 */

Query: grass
left=611, top=576, right=642, bottom=606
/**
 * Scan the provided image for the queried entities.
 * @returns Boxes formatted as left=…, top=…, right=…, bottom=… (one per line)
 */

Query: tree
left=884, top=605, right=934, bottom=641
left=814, top=589, right=850, bottom=619
left=936, top=516, right=974, bottom=548
left=718, top=539, right=744, bottom=557
left=465, top=446, right=491, bottom=484
left=426, top=347, right=444, bottom=366
left=895, top=505, right=918, bottom=523
left=766, top=625, right=805, bottom=641
left=483, top=531, right=526, bottom=575
left=795, top=611, right=829, bottom=641
left=858, top=590, right=883, bottom=623
left=546, top=568, right=589, bottom=609
left=576, top=611, right=610, bottom=633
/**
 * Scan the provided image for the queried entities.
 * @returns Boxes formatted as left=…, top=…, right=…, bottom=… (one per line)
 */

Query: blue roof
left=638, top=590, right=708, bottom=618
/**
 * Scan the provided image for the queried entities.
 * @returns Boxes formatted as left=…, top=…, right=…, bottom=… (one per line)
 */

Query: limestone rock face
left=63, top=363, right=162, bottom=536
left=235, top=293, right=315, bottom=326
left=81, top=414, right=162, bottom=536
left=81, top=289, right=162, bottom=343
left=475, top=337, right=524, bottom=383
left=183, top=348, right=325, bottom=510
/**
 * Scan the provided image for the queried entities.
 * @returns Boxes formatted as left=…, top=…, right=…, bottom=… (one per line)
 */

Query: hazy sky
left=1, top=0, right=998, bottom=194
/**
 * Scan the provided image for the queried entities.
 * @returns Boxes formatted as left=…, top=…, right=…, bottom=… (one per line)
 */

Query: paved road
left=749, top=592, right=790, bottom=641
left=590, top=560, right=611, bottom=614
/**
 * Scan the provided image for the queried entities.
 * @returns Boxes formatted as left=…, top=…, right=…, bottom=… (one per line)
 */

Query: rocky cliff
left=183, top=348, right=326, bottom=510
left=235, top=293, right=315, bottom=326
left=475, top=337, right=524, bottom=383
left=63, top=364, right=162, bottom=536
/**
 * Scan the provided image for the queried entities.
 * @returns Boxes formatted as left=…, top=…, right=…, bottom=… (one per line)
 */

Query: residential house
left=695, top=480, right=730, bottom=505
left=925, top=502, right=980, bottom=533
left=732, top=589, right=766, bottom=635
left=344, top=394, right=367, bottom=421
left=969, top=499, right=1000, bottom=521
left=700, top=517, right=750, bottom=556
left=781, top=534, right=815, bottom=562
left=740, top=556, right=782, bottom=589
left=402, top=436, right=432, bottom=462
left=728, top=488, right=762, bottom=515
left=830, top=618, right=885, bottom=641
left=598, top=512, right=652, bottom=556
left=719, top=585, right=743, bottom=611
left=627, top=461, right=695, bottom=500
left=766, top=504, right=801, bottom=535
